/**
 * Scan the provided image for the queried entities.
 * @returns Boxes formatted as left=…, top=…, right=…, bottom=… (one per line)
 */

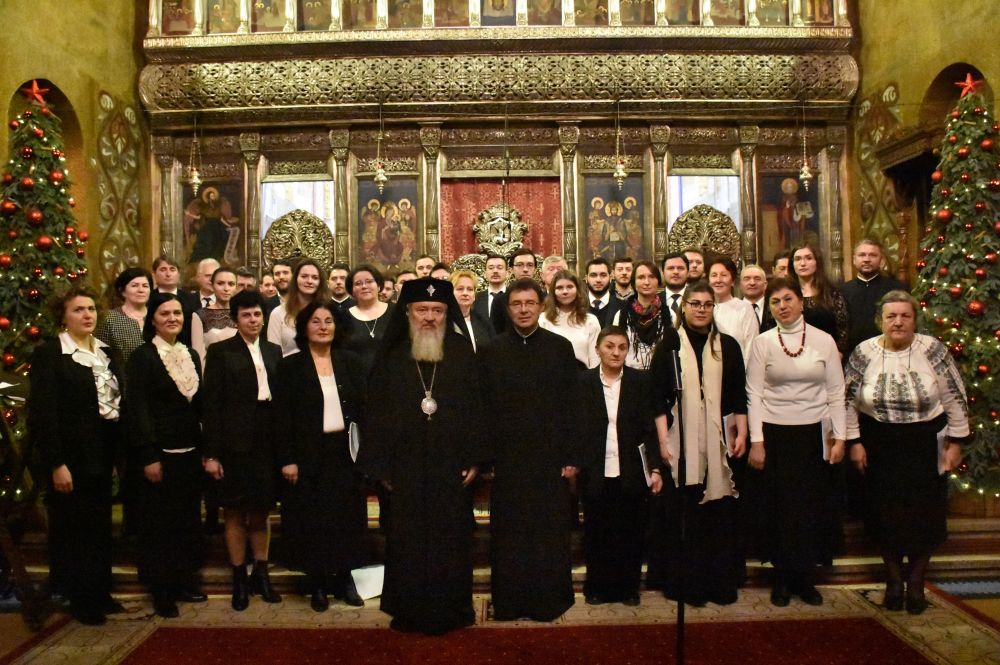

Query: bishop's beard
left=409, top=323, right=445, bottom=362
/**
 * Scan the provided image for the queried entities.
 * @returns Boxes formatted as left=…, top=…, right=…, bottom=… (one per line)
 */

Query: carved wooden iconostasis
left=142, top=0, right=857, bottom=282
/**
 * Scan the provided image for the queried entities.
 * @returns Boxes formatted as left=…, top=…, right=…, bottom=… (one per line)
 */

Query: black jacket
left=274, top=349, right=364, bottom=476
left=28, top=338, right=121, bottom=477
left=202, top=334, right=282, bottom=458
left=578, top=366, right=660, bottom=498
left=473, top=289, right=509, bottom=335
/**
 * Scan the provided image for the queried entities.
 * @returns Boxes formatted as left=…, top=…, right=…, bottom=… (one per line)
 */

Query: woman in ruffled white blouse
left=845, top=290, right=969, bottom=615
left=125, top=292, right=205, bottom=619
left=539, top=270, right=601, bottom=369
left=29, top=286, right=123, bottom=625
left=706, top=255, right=759, bottom=362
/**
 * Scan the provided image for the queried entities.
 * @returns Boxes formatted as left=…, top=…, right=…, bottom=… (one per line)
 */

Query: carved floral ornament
left=261, top=209, right=335, bottom=271
left=668, top=204, right=742, bottom=264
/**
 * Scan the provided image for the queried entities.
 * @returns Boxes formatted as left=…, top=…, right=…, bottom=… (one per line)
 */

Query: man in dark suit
left=584, top=257, right=620, bottom=327
left=841, top=238, right=906, bottom=356
left=659, top=252, right=689, bottom=326
left=579, top=326, right=662, bottom=606
left=472, top=253, right=510, bottom=334
left=202, top=289, right=284, bottom=612
left=152, top=255, right=200, bottom=346
left=328, top=262, right=355, bottom=314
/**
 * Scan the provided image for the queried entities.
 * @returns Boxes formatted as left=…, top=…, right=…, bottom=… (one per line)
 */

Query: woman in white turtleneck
left=745, top=277, right=845, bottom=609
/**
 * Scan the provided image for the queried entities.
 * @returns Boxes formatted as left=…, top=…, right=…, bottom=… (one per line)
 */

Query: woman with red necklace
left=745, top=277, right=846, bottom=608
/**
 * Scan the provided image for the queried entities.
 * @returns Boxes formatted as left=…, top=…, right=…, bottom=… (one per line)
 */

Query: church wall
left=0, top=0, right=148, bottom=290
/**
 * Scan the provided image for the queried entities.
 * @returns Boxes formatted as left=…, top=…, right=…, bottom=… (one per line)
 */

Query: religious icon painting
left=480, top=0, right=515, bottom=26
left=528, top=0, right=562, bottom=25
left=299, top=0, right=333, bottom=29
left=665, top=0, right=699, bottom=25
left=801, top=0, right=834, bottom=25
left=181, top=180, right=245, bottom=271
left=163, top=0, right=197, bottom=35
left=756, top=0, right=789, bottom=25
left=342, top=0, right=377, bottom=29
left=388, top=0, right=424, bottom=28
left=709, top=0, right=745, bottom=25
left=758, top=174, right=821, bottom=264
left=252, top=0, right=288, bottom=31
left=619, top=0, right=655, bottom=26
left=582, top=175, right=646, bottom=262
left=207, top=0, right=241, bottom=33
left=436, top=0, right=470, bottom=26
left=357, top=178, right=419, bottom=272
left=575, top=0, right=609, bottom=25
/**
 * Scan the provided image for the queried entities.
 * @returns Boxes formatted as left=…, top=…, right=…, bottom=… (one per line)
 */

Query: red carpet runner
left=121, top=618, right=932, bottom=665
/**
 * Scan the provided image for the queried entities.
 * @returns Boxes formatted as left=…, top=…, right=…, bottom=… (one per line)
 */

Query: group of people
left=28, top=238, right=970, bottom=633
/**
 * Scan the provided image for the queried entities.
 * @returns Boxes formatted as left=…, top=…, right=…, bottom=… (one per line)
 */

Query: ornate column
left=558, top=122, right=580, bottom=270
left=608, top=0, right=621, bottom=26
left=837, top=0, right=851, bottom=27
left=192, top=0, right=207, bottom=36
left=330, top=0, right=343, bottom=30
left=747, top=0, right=760, bottom=26
left=702, top=0, right=714, bottom=26
left=147, top=0, right=162, bottom=36
left=739, top=125, right=759, bottom=265
left=240, top=133, right=262, bottom=271
left=423, top=0, right=434, bottom=27
left=563, top=0, right=575, bottom=26
left=655, top=0, right=668, bottom=25
left=377, top=0, right=388, bottom=29
left=284, top=0, right=296, bottom=31
left=791, top=0, right=804, bottom=26
left=329, top=129, right=351, bottom=264
left=420, top=124, right=442, bottom=258
left=516, top=0, right=528, bottom=25
left=152, top=136, right=177, bottom=258
left=238, top=0, right=250, bottom=33
left=650, top=124, right=670, bottom=264
left=470, top=0, right=481, bottom=27
left=824, top=137, right=845, bottom=282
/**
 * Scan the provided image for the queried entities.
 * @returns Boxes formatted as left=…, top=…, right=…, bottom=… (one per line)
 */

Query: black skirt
left=858, top=413, right=948, bottom=556
left=212, top=403, right=276, bottom=511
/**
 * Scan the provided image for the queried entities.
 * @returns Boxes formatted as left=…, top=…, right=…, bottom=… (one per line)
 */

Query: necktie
left=752, top=302, right=760, bottom=322
left=670, top=294, right=680, bottom=314
left=203, top=297, right=211, bottom=308
left=593, top=299, right=602, bottom=310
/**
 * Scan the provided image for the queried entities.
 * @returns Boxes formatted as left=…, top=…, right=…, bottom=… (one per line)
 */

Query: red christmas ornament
left=976, top=201, right=988, bottom=213
left=31, top=266, right=42, bottom=278
left=937, top=209, right=953, bottom=222
left=989, top=178, right=1000, bottom=191
left=0, top=317, right=9, bottom=330
left=22, top=110, right=31, bottom=117
left=64, top=226, right=75, bottom=236
left=52, top=149, right=62, bottom=158
left=986, top=252, right=998, bottom=265
left=27, top=288, right=40, bottom=301
left=967, top=300, right=985, bottom=317
left=75, top=247, right=85, bottom=258
left=928, top=287, right=938, bottom=296
left=994, top=122, right=1000, bottom=133
left=79, top=267, right=88, bottom=276
left=983, top=138, right=996, bottom=152
left=53, top=266, right=64, bottom=277
left=995, top=329, right=1000, bottom=341
left=957, top=146, right=971, bottom=159
left=948, top=134, right=958, bottom=144
left=0, top=255, right=10, bottom=269
left=936, top=235, right=946, bottom=245
left=976, top=267, right=988, bottom=280
left=49, top=170, right=64, bottom=185
left=938, top=266, right=949, bottom=277
left=950, top=110, right=961, bottom=120
left=67, top=272, right=78, bottom=282
left=922, top=246, right=931, bottom=255
left=950, top=343, right=964, bottom=358
left=2, top=353, right=15, bottom=367
left=27, top=209, right=42, bottom=226
left=63, top=238, right=73, bottom=248
left=32, top=127, right=44, bottom=139
left=26, top=325, right=40, bottom=340
left=974, top=106, right=985, bottom=115
left=978, top=364, right=990, bottom=376
left=966, top=253, right=976, bottom=262
left=35, top=235, right=53, bottom=252
left=19, top=176, right=34, bottom=190
left=915, top=260, right=927, bottom=270
left=939, top=187, right=952, bottom=197
left=3, top=409, right=15, bottom=426
left=8, top=119, right=18, bottom=130
left=7, top=230, right=16, bottom=241
left=934, top=316, right=946, bottom=326
left=991, top=410, right=999, bottom=420
left=68, top=197, right=76, bottom=208
left=952, top=320, right=962, bottom=330
left=919, top=300, right=928, bottom=309
left=995, top=220, right=1000, bottom=235
left=1, top=200, right=16, bottom=216
left=931, top=170, right=943, bottom=183
left=20, top=146, right=32, bottom=159
left=78, top=230, right=88, bottom=242
left=949, top=286, right=962, bottom=299
left=965, top=223, right=975, bottom=231
left=1, top=173, right=11, bottom=185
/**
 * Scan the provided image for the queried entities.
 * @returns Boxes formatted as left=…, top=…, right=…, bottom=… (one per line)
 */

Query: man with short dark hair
left=361, top=278, right=488, bottom=635
left=152, top=255, right=199, bottom=345
left=473, top=254, right=510, bottom=334
left=394, top=270, right=417, bottom=300
left=772, top=251, right=791, bottom=278
left=234, top=267, right=257, bottom=294
left=611, top=257, right=634, bottom=302
left=414, top=255, right=436, bottom=277
left=430, top=262, right=451, bottom=280
left=482, top=278, right=583, bottom=622
left=841, top=238, right=905, bottom=355
left=380, top=275, right=396, bottom=303
left=683, top=248, right=705, bottom=283
left=509, top=247, right=538, bottom=281
left=328, top=262, right=354, bottom=314
left=585, top=257, right=619, bottom=327
left=660, top=252, right=690, bottom=324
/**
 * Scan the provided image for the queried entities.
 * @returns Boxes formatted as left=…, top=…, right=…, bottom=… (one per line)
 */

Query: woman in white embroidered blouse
left=845, top=290, right=968, bottom=615
left=745, top=277, right=845, bottom=608
left=539, top=270, right=601, bottom=369
left=706, top=255, right=759, bottom=362
left=266, top=259, right=330, bottom=356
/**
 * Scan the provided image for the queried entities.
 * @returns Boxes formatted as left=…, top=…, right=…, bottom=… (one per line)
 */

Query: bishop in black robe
left=360, top=290, right=489, bottom=635
left=481, top=326, right=584, bottom=621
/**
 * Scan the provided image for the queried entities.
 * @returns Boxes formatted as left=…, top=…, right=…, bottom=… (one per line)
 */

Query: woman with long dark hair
left=612, top=260, right=672, bottom=369
left=539, top=269, right=601, bottom=369
left=788, top=243, right=849, bottom=355
left=266, top=258, right=330, bottom=356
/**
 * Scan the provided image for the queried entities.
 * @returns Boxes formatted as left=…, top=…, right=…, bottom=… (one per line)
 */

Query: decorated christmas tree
left=0, top=81, right=89, bottom=516
left=915, top=74, right=1000, bottom=494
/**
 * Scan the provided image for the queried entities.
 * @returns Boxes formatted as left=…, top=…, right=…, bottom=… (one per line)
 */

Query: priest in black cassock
left=360, top=277, right=488, bottom=635
left=481, top=278, right=585, bottom=621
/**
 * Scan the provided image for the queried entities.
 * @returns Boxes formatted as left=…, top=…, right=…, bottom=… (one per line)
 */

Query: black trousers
left=47, top=473, right=113, bottom=612
left=582, top=478, right=647, bottom=601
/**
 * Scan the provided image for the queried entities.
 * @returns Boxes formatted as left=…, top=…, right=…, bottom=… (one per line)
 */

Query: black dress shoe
left=232, top=565, right=250, bottom=612
left=100, top=598, right=127, bottom=615
left=71, top=606, right=107, bottom=626
left=584, top=594, right=605, bottom=606
left=310, top=588, right=329, bottom=613
left=340, top=583, right=364, bottom=607
left=770, top=584, right=791, bottom=607
left=882, top=583, right=904, bottom=611
left=251, top=561, right=282, bottom=604
left=906, top=591, right=928, bottom=615
left=796, top=585, right=823, bottom=606
left=177, top=588, right=207, bottom=603
left=622, top=595, right=641, bottom=607
left=153, top=597, right=179, bottom=619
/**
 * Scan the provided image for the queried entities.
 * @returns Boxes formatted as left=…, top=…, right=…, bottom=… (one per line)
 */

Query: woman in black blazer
left=275, top=301, right=366, bottom=612
left=578, top=325, right=662, bottom=606
left=29, top=286, right=123, bottom=625
left=451, top=270, right=495, bottom=352
left=202, top=290, right=283, bottom=611
left=125, top=292, right=205, bottom=618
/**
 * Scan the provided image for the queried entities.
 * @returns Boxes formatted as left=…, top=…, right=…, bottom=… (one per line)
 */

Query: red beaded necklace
left=777, top=324, right=806, bottom=358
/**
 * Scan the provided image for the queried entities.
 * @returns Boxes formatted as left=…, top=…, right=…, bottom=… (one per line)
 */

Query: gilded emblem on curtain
left=261, top=209, right=335, bottom=271
left=472, top=203, right=528, bottom=259
left=667, top=204, right=741, bottom=264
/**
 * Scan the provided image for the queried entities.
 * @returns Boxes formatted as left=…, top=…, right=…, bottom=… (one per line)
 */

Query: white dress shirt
left=601, top=367, right=623, bottom=477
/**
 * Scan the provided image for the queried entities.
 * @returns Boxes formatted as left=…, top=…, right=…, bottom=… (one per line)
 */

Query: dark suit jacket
left=202, top=334, right=282, bottom=458
left=468, top=309, right=496, bottom=351
left=587, top=292, right=622, bottom=328
left=28, top=339, right=121, bottom=478
left=578, top=366, right=659, bottom=498
left=274, top=348, right=363, bottom=477
left=124, top=342, right=203, bottom=466
left=473, top=289, right=509, bottom=334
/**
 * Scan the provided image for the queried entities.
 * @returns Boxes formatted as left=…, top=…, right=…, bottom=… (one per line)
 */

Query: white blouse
left=318, top=374, right=346, bottom=434
left=713, top=297, right=759, bottom=363
left=539, top=310, right=601, bottom=368
left=266, top=304, right=299, bottom=357
left=746, top=316, right=846, bottom=443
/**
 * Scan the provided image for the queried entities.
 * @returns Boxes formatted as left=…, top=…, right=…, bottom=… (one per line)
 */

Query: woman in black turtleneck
left=646, top=281, right=748, bottom=606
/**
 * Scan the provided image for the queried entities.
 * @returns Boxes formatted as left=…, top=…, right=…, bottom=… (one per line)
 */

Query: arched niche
left=919, top=63, right=994, bottom=130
